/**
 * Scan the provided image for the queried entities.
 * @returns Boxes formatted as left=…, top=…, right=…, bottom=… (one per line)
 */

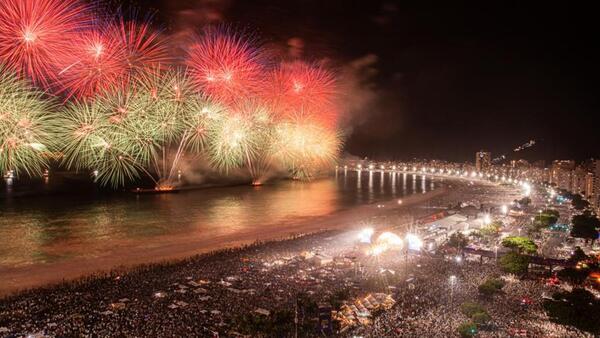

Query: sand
left=0, top=186, right=448, bottom=296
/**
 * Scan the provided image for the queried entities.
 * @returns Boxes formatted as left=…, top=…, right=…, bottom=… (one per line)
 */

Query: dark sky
left=135, top=0, right=600, bottom=163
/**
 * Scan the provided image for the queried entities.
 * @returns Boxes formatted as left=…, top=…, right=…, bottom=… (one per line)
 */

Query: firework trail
left=0, top=0, right=91, bottom=86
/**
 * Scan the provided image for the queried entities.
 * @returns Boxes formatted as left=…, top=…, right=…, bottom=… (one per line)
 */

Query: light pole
left=494, top=244, right=498, bottom=262
left=449, top=275, right=457, bottom=306
left=294, top=294, right=298, bottom=338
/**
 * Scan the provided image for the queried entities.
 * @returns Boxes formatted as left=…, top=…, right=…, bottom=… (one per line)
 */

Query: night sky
left=135, top=0, right=599, bottom=163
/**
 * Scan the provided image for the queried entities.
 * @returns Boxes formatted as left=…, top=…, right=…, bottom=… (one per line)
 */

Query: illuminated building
left=475, top=151, right=491, bottom=171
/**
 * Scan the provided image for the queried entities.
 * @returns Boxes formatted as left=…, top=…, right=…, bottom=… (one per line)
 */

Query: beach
left=0, top=183, right=448, bottom=296
left=4, top=178, right=575, bottom=338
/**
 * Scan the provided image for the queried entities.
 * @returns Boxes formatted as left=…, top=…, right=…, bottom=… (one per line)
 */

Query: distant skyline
left=137, top=0, right=599, bottom=162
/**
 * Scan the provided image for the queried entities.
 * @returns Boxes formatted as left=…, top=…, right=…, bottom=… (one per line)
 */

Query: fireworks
left=113, top=18, right=170, bottom=75
left=0, top=0, right=91, bottom=86
left=206, top=102, right=273, bottom=183
left=57, top=70, right=221, bottom=187
left=186, top=28, right=267, bottom=106
left=270, top=119, right=342, bottom=180
left=55, top=26, right=127, bottom=99
left=0, top=66, right=58, bottom=176
left=1, top=4, right=344, bottom=187
left=266, top=61, right=338, bottom=125
left=55, top=16, right=169, bottom=99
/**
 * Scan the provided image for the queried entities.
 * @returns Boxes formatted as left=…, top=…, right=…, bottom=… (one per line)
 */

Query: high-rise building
left=475, top=151, right=491, bottom=171
left=572, top=167, right=592, bottom=197
left=592, top=160, right=600, bottom=212
left=550, top=160, right=575, bottom=191
left=532, top=160, right=546, bottom=169
left=511, top=159, right=530, bottom=169
left=585, top=173, right=594, bottom=199
left=542, top=168, right=550, bottom=183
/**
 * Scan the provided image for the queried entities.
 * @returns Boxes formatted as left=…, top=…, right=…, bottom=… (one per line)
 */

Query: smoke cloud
left=338, top=53, right=379, bottom=129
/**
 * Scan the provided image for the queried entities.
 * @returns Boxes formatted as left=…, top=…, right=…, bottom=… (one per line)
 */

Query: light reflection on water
left=0, top=171, right=437, bottom=267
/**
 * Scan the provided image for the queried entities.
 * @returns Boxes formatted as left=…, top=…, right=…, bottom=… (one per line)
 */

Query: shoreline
left=1, top=180, right=587, bottom=338
left=0, top=185, right=448, bottom=297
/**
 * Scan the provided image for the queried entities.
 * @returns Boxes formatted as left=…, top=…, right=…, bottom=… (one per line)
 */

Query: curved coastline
left=0, top=184, right=449, bottom=297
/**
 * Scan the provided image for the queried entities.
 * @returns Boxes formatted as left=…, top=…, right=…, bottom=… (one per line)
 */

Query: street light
left=449, top=275, right=457, bottom=306
left=483, top=214, right=491, bottom=225
left=358, top=228, right=374, bottom=244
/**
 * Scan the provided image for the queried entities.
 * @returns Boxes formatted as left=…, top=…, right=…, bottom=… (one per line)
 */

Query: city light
left=377, top=232, right=403, bottom=248
left=406, top=233, right=423, bottom=251
left=368, top=244, right=386, bottom=256
left=0, top=1, right=596, bottom=336
left=483, top=214, right=491, bottom=225
left=523, top=182, right=531, bottom=196
left=358, top=228, right=374, bottom=244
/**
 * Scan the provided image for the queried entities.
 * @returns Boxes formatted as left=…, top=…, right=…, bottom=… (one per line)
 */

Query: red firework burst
left=266, top=61, right=338, bottom=126
left=0, top=0, right=91, bottom=86
left=55, top=27, right=127, bottom=99
left=111, top=18, right=171, bottom=79
left=186, top=28, right=266, bottom=106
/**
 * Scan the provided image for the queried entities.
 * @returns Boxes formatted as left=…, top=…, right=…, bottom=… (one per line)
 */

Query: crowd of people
left=0, top=230, right=362, bottom=336
left=0, top=179, right=590, bottom=337
left=346, top=256, right=590, bottom=337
